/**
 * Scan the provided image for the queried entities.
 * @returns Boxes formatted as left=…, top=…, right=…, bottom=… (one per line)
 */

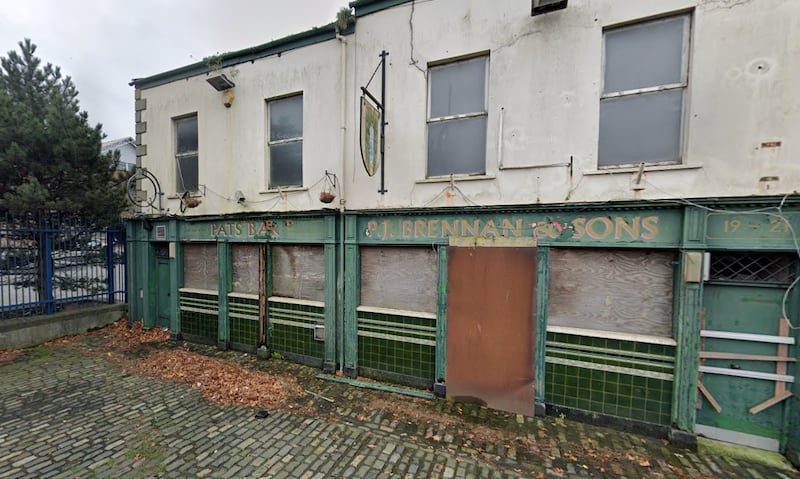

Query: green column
left=435, top=246, right=448, bottom=383
left=170, top=239, right=183, bottom=336
left=672, top=207, right=707, bottom=432
left=217, top=241, right=231, bottom=348
left=534, top=246, right=549, bottom=416
left=323, top=215, right=338, bottom=372
left=343, top=214, right=360, bottom=377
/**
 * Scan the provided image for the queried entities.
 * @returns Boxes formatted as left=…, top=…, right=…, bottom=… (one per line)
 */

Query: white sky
left=0, top=0, right=345, bottom=140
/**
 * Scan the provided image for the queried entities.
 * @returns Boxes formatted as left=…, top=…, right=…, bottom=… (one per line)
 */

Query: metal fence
left=0, top=213, right=126, bottom=320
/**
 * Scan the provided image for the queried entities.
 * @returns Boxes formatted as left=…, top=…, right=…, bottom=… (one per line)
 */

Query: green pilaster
left=682, top=207, right=707, bottom=247
left=343, top=214, right=360, bottom=377
left=535, top=246, right=549, bottom=416
left=435, top=246, right=448, bottom=382
left=672, top=206, right=707, bottom=432
left=217, top=241, right=231, bottom=347
left=125, top=222, right=145, bottom=325
left=323, top=215, right=338, bottom=372
left=142, top=242, right=155, bottom=328
left=171, top=239, right=183, bottom=335
left=265, top=244, right=273, bottom=346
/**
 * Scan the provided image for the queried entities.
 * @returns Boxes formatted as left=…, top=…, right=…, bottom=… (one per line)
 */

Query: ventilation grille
left=155, top=224, right=167, bottom=240
left=709, top=253, right=796, bottom=284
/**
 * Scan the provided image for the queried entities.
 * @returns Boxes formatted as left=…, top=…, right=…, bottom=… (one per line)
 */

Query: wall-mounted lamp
left=207, top=74, right=235, bottom=91
left=207, top=74, right=236, bottom=108
left=532, top=0, right=567, bottom=16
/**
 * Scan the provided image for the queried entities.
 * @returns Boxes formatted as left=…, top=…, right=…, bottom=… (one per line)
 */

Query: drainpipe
left=336, top=31, right=348, bottom=373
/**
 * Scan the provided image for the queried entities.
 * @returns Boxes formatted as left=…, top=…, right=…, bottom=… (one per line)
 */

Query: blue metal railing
left=0, top=213, right=127, bottom=320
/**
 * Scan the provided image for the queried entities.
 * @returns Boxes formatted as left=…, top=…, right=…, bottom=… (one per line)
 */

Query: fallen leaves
left=0, top=349, right=24, bottom=366
left=126, top=348, right=305, bottom=410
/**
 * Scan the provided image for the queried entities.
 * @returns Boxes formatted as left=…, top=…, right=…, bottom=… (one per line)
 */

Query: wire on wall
left=642, top=182, right=800, bottom=330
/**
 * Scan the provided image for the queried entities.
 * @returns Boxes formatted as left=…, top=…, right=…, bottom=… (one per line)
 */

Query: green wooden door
left=697, top=283, right=793, bottom=451
left=155, top=257, right=171, bottom=329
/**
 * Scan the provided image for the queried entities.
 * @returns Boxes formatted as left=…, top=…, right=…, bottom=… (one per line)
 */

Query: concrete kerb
left=0, top=303, right=126, bottom=350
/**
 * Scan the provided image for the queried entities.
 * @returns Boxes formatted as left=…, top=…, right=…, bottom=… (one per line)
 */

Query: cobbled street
left=0, top=335, right=798, bottom=479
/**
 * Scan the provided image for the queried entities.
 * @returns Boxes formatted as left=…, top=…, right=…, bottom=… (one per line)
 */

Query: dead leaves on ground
left=129, top=348, right=305, bottom=409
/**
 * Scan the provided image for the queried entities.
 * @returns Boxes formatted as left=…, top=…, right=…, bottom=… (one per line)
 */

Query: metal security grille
left=709, top=253, right=796, bottom=284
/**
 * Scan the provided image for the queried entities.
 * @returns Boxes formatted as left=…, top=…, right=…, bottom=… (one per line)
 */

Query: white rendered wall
left=138, top=0, right=799, bottom=216
left=138, top=39, right=345, bottom=216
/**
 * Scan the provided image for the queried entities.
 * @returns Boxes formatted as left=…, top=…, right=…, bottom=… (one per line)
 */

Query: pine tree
left=0, top=39, right=125, bottom=224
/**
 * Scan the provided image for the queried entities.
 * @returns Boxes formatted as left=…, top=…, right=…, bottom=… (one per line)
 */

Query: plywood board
left=548, top=248, right=674, bottom=337
left=183, top=243, right=219, bottom=291
left=446, top=246, right=537, bottom=416
left=271, top=245, right=325, bottom=302
left=232, top=244, right=260, bottom=294
left=360, top=246, right=437, bottom=313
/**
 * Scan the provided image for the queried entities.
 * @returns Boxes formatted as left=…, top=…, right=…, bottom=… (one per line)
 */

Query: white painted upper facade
left=134, top=0, right=799, bottom=216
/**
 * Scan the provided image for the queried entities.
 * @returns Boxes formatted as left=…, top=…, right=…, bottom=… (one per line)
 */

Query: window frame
left=426, top=54, right=490, bottom=178
left=266, top=93, right=304, bottom=189
left=174, top=114, right=199, bottom=194
left=598, top=13, right=691, bottom=169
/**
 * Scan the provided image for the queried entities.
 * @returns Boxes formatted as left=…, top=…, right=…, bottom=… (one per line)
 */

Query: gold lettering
left=461, top=219, right=480, bottom=237
left=402, top=221, right=414, bottom=238
left=442, top=220, right=458, bottom=238
left=615, top=216, right=640, bottom=240
left=235, top=223, right=243, bottom=236
left=257, top=221, right=269, bottom=235
left=415, top=219, right=426, bottom=238
left=248, top=222, right=256, bottom=236
left=572, top=218, right=586, bottom=239
left=586, top=217, right=613, bottom=240
left=427, top=219, right=441, bottom=239
left=480, top=220, right=499, bottom=238
left=641, top=216, right=660, bottom=240
left=501, top=219, right=522, bottom=237
left=366, top=220, right=378, bottom=238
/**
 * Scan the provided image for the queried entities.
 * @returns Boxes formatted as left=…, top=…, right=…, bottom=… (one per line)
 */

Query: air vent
left=155, top=224, right=167, bottom=241
left=532, top=0, right=567, bottom=16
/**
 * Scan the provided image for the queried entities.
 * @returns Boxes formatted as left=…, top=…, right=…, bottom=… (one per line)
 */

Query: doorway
left=445, top=246, right=537, bottom=416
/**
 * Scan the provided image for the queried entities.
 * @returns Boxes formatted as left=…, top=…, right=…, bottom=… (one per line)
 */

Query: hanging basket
left=319, top=191, right=336, bottom=203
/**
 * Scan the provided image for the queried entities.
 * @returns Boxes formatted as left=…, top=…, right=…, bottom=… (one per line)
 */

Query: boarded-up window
left=232, top=244, right=260, bottom=294
left=360, top=246, right=437, bottom=313
left=183, top=243, right=218, bottom=291
left=548, top=249, right=674, bottom=337
left=271, top=245, right=325, bottom=302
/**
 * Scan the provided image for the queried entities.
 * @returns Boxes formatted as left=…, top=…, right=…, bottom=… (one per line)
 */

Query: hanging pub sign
left=360, top=96, right=381, bottom=177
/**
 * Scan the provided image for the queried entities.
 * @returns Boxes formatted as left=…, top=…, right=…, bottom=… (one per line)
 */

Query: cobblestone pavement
left=0, top=340, right=798, bottom=479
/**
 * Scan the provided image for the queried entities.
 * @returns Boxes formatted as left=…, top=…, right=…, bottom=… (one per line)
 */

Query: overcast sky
left=0, top=0, right=344, bottom=141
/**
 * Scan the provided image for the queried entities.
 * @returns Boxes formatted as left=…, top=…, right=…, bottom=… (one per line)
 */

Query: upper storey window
left=599, top=14, right=690, bottom=168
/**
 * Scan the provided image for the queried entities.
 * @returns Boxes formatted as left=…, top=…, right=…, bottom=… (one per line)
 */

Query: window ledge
left=259, top=186, right=308, bottom=194
left=584, top=163, right=702, bottom=175
left=167, top=192, right=203, bottom=199
left=415, top=174, right=495, bottom=184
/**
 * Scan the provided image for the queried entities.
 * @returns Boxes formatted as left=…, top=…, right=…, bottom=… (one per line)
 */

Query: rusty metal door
left=446, top=246, right=537, bottom=415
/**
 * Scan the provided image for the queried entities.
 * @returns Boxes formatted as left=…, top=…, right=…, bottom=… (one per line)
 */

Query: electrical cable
left=642, top=181, right=800, bottom=330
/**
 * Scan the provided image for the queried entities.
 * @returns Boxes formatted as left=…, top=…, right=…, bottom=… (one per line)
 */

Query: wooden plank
left=700, top=330, right=795, bottom=345
left=231, top=244, right=260, bottom=294
left=699, top=366, right=794, bottom=383
left=271, top=245, right=325, bottom=302
left=548, top=249, right=674, bottom=337
left=360, top=246, right=437, bottom=313
left=749, top=390, right=793, bottom=415
left=698, top=381, right=722, bottom=413
left=775, top=319, right=789, bottom=395
left=699, top=352, right=796, bottom=362
left=182, top=243, right=219, bottom=291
